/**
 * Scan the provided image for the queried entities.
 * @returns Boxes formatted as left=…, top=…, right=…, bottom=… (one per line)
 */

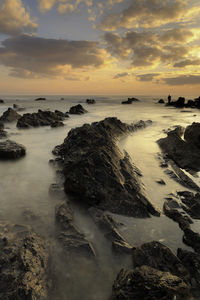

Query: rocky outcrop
left=0, top=222, right=50, bottom=300
left=55, top=202, right=96, bottom=258
left=50, top=121, right=64, bottom=128
left=52, top=118, right=159, bottom=218
left=17, top=110, right=67, bottom=128
left=69, top=104, right=87, bottom=115
left=0, top=140, right=26, bottom=159
left=158, top=123, right=200, bottom=171
left=0, top=108, right=21, bottom=122
left=110, top=266, right=191, bottom=300
left=122, top=97, right=139, bottom=104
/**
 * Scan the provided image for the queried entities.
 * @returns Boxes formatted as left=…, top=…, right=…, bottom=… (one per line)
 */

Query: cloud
left=0, top=0, right=37, bottom=36
left=37, top=0, right=92, bottom=14
left=163, top=75, right=200, bottom=85
left=159, top=28, right=194, bottom=43
left=0, top=35, right=106, bottom=79
left=173, top=59, right=200, bottom=67
left=100, top=0, right=200, bottom=30
left=113, top=72, right=130, bottom=79
left=136, top=73, right=160, bottom=81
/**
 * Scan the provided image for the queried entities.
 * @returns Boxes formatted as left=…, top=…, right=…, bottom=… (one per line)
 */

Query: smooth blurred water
left=0, top=95, right=199, bottom=299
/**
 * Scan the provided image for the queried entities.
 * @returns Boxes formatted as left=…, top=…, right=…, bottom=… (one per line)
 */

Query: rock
left=17, top=109, right=66, bottom=128
left=122, top=97, right=139, bottom=104
left=158, top=99, right=165, bottom=103
left=52, top=118, right=159, bottom=218
left=50, top=121, right=64, bottom=128
left=132, top=241, right=189, bottom=280
left=167, top=97, right=185, bottom=108
left=183, top=228, right=200, bottom=253
left=177, top=191, right=200, bottom=219
left=0, top=221, right=50, bottom=300
left=0, top=140, right=26, bottom=159
left=112, top=240, right=133, bottom=254
left=0, top=130, right=8, bottom=139
left=157, top=124, right=200, bottom=171
left=35, top=97, right=46, bottom=101
left=110, top=266, right=192, bottom=300
left=69, top=104, right=87, bottom=115
left=55, top=202, right=96, bottom=258
left=86, top=99, right=95, bottom=104
left=156, top=179, right=166, bottom=185
left=0, top=108, right=21, bottom=123
left=0, top=99, right=4, bottom=103
left=13, top=104, right=25, bottom=112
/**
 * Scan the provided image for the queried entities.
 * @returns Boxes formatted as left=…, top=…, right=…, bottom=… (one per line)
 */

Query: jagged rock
left=69, top=104, right=87, bottom=115
left=50, top=121, right=64, bottom=128
left=17, top=110, right=66, bottom=128
left=52, top=118, right=159, bottom=218
left=35, top=97, right=46, bottom=101
left=0, top=140, right=26, bottom=159
left=0, top=108, right=21, bottom=122
left=158, top=123, right=200, bottom=171
left=110, top=266, right=192, bottom=300
left=55, top=202, right=95, bottom=258
left=0, top=222, right=50, bottom=300
left=183, top=228, right=200, bottom=253
left=112, top=240, right=133, bottom=254
left=177, top=191, right=200, bottom=219
left=55, top=110, right=69, bottom=118
left=86, top=99, right=95, bottom=104
left=167, top=97, right=185, bottom=108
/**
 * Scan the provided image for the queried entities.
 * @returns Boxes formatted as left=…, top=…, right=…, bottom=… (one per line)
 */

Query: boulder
left=69, top=104, right=87, bottom=115
left=158, top=99, right=165, bottom=103
left=0, top=108, right=21, bottom=122
left=110, top=266, right=191, bottom=300
left=55, top=202, right=96, bottom=258
left=35, top=97, right=46, bottom=101
left=17, top=110, right=66, bottom=128
left=50, top=121, right=64, bottom=128
left=52, top=118, right=159, bottom=218
left=122, top=97, right=139, bottom=104
left=0, top=99, right=4, bottom=103
left=0, top=140, right=26, bottom=159
left=86, top=99, right=95, bottom=104
left=0, top=222, right=50, bottom=300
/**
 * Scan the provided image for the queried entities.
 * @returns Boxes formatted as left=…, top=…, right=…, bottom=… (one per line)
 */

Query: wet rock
left=17, top=110, right=66, bottom=128
left=177, top=191, right=200, bottom=219
left=0, top=140, right=26, bottom=159
left=110, top=266, right=191, bottom=300
left=53, top=117, right=159, bottom=218
left=0, top=222, right=50, bottom=300
left=86, top=99, right=95, bottom=104
left=167, top=97, right=185, bottom=108
left=0, top=99, right=4, bottom=103
left=35, top=97, right=46, bottom=101
left=69, top=104, right=87, bottom=115
left=112, top=240, right=133, bottom=255
left=55, top=110, right=69, bottom=118
left=122, top=97, right=139, bottom=104
left=132, top=241, right=189, bottom=280
left=55, top=202, right=95, bottom=258
left=0, top=108, right=21, bottom=123
left=50, top=121, right=64, bottom=128
left=183, top=228, right=200, bottom=253
left=158, top=123, right=200, bottom=171
left=158, top=99, right=164, bottom=103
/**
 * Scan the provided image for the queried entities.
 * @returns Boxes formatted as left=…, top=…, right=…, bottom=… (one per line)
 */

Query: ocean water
left=0, top=95, right=199, bottom=299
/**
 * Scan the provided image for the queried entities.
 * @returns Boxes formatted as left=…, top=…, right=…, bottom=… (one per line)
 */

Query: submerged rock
left=17, top=110, right=66, bottom=128
left=0, top=140, right=26, bottom=159
left=52, top=117, right=159, bottom=218
left=110, top=266, right=191, bottom=300
left=55, top=202, right=95, bottom=258
left=69, top=104, right=88, bottom=115
left=0, top=222, right=50, bottom=300
left=0, top=108, right=21, bottom=122
left=158, top=123, right=200, bottom=171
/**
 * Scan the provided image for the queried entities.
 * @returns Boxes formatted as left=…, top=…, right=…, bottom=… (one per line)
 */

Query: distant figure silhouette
left=168, top=94, right=171, bottom=104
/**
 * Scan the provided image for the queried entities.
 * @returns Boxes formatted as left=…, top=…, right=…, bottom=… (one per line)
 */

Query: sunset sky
left=0, top=0, right=200, bottom=95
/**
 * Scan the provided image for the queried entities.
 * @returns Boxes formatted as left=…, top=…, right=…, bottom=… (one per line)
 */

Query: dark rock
left=112, top=240, right=133, bottom=254
left=69, top=104, right=87, bottom=115
left=183, top=228, right=200, bottom=253
left=53, top=117, right=159, bottom=218
left=17, top=109, right=66, bottom=128
left=50, top=121, right=64, bottom=128
left=110, top=266, right=191, bottom=300
left=156, top=179, right=166, bottom=185
left=35, top=97, right=46, bottom=101
left=0, top=221, right=50, bottom=300
left=0, top=108, right=21, bottom=122
left=158, top=99, right=165, bottom=103
left=0, top=99, right=4, bottom=103
left=177, top=191, right=200, bottom=219
left=167, top=97, right=185, bottom=108
left=55, top=202, right=95, bottom=258
left=0, top=130, right=8, bottom=139
left=132, top=241, right=189, bottom=280
left=0, top=140, right=26, bottom=159
left=122, top=97, right=139, bottom=104
left=86, top=99, right=95, bottom=104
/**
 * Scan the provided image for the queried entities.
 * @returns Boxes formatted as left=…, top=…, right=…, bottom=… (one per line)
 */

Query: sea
left=0, top=94, right=199, bottom=299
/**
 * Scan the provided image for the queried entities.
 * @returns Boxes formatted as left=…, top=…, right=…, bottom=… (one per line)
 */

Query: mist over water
left=0, top=95, right=199, bottom=299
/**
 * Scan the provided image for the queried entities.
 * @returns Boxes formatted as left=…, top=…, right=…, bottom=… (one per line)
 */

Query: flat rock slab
left=0, top=140, right=26, bottom=159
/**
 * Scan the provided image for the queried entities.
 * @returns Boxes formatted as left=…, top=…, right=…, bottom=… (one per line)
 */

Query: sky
left=0, top=0, right=200, bottom=96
